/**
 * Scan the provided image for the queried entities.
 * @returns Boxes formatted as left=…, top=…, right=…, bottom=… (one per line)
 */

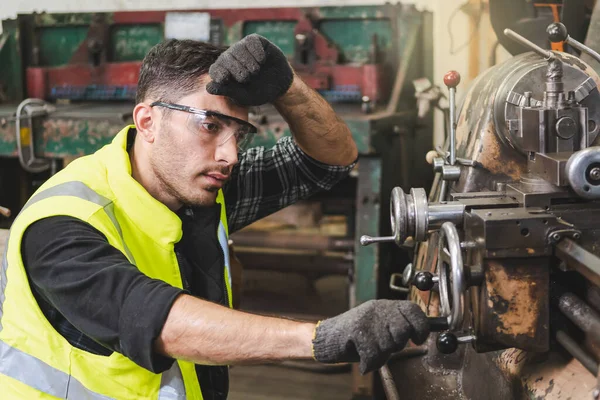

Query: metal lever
left=504, top=28, right=555, bottom=60
left=413, top=271, right=439, bottom=291
left=547, top=22, right=600, bottom=65
left=360, top=235, right=416, bottom=248
left=443, top=71, right=460, bottom=166
left=360, top=235, right=395, bottom=246
left=436, top=331, right=476, bottom=354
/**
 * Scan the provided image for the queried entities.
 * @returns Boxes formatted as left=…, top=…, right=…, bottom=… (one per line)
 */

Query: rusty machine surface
left=359, top=22, right=600, bottom=400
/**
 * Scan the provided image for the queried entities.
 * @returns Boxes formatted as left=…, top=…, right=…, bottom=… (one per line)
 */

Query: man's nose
left=215, top=133, right=239, bottom=165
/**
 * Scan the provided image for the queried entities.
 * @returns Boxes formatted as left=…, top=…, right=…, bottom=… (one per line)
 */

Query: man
left=0, top=35, right=429, bottom=399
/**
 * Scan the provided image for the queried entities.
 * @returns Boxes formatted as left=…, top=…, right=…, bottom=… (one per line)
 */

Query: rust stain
left=486, top=261, right=539, bottom=337
left=477, top=123, right=523, bottom=181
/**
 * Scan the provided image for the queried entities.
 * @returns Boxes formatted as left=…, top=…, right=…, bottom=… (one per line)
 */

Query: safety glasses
left=150, top=101, right=257, bottom=151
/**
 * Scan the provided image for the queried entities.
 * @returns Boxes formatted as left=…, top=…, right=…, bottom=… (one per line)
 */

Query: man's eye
left=201, top=122, right=220, bottom=133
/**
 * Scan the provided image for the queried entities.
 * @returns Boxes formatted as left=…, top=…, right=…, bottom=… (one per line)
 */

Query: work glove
left=312, top=300, right=429, bottom=374
left=206, top=34, right=294, bottom=106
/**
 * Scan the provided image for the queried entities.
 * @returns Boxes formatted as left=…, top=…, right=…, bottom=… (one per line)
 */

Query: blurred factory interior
left=2, top=1, right=600, bottom=399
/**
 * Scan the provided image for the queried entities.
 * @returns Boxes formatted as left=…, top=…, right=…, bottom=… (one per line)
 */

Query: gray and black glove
left=312, top=300, right=429, bottom=374
left=206, top=34, right=294, bottom=106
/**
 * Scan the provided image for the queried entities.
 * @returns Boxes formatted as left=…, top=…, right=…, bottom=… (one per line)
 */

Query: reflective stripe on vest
left=23, top=181, right=136, bottom=264
left=0, top=339, right=185, bottom=399
left=217, top=223, right=231, bottom=290
left=0, top=248, right=6, bottom=331
left=0, top=181, right=187, bottom=399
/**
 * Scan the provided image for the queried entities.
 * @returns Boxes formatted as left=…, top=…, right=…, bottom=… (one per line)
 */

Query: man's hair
left=136, top=39, right=226, bottom=104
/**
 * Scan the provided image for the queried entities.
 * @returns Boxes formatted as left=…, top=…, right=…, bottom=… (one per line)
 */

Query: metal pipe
left=503, top=28, right=555, bottom=60
left=230, top=231, right=354, bottom=252
left=379, top=364, right=400, bottom=400
left=558, top=292, right=600, bottom=339
left=567, top=37, right=600, bottom=65
left=427, top=202, right=465, bottom=229
left=556, top=330, right=599, bottom=375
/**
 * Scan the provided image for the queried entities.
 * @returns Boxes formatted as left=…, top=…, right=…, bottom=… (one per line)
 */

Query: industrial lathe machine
left=361, top=22, right=600, bottom=399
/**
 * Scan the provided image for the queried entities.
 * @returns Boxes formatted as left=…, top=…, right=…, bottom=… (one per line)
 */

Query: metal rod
left=438, top=179, right=448, bottom=202
left=427, top=202, right=465, bottom=229
left=558, top=292, right=600, bottom=339
left=360, top=235, right=394, bottom=246
left=556, top=330, right=599, bottom=375
left=568, top=37, right=600, bottom=65
left=503, top=28, right=555, bottom=60
left=448, top=87, right=456, bottom=166
left=379, top=364, right=401, bottom=400
left=230, top=231, right=354, bottom=252
left=457, top=335, right=477, bottom=344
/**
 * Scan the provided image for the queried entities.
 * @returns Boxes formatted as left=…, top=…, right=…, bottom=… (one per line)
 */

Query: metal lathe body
left=362, top=22, right=600, bottom=400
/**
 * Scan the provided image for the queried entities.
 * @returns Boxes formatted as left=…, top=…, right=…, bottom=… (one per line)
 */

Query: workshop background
left=1, top=1, right=587, bottom=400
left=0, top=0, right=512, bottom=148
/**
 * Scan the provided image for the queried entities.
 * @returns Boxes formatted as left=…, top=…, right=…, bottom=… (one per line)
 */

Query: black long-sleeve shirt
left=21, top=135, right=355, bottom=399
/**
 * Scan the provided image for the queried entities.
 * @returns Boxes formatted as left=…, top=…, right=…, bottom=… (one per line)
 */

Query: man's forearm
left=155, top=294, right=316, bottom=365
left=274, top=74, right=358, bottom=166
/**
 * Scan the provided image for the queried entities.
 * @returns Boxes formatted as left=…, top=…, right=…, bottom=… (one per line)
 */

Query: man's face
left=149, top=84, right=248, bottom=207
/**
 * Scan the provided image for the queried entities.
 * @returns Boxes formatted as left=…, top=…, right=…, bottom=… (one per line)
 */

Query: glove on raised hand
left=206, top=34, right=294, bottom=106
left=312, top=300, right=429, bottom=374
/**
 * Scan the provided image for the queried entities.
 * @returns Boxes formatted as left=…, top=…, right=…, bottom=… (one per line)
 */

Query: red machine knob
left=443, top=71, right=461, bottom=89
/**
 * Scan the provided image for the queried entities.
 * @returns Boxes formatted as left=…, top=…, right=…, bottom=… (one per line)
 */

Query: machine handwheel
left=390, top=187, right=408, bottom=246
left=437, top=222, right=465, bottom=331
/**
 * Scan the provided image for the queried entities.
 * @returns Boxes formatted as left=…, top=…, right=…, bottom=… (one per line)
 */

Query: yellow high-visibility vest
left=0, top=125, right=232, bottom=399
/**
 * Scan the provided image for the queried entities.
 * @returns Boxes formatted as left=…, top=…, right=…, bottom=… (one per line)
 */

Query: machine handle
left=443, top=70, right=461, bottom=89
left=360, top=235, right=395, bottom=246
left=547, top=22, right=600, bottom=65
left=436, top=331, right=477, bottom=354
left=443, top=70, right=461, bottom=166
left=413, top=271, right=438, bottom=291
left=436, top=331, right=459, bottom=354
left=504, top=28, right=555, bottom=59
left=547, top=22, right=568, bottom=43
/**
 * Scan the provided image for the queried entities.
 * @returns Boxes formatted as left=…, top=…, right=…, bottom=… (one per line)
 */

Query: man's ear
left=133, top=103, right=156, bottom=143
